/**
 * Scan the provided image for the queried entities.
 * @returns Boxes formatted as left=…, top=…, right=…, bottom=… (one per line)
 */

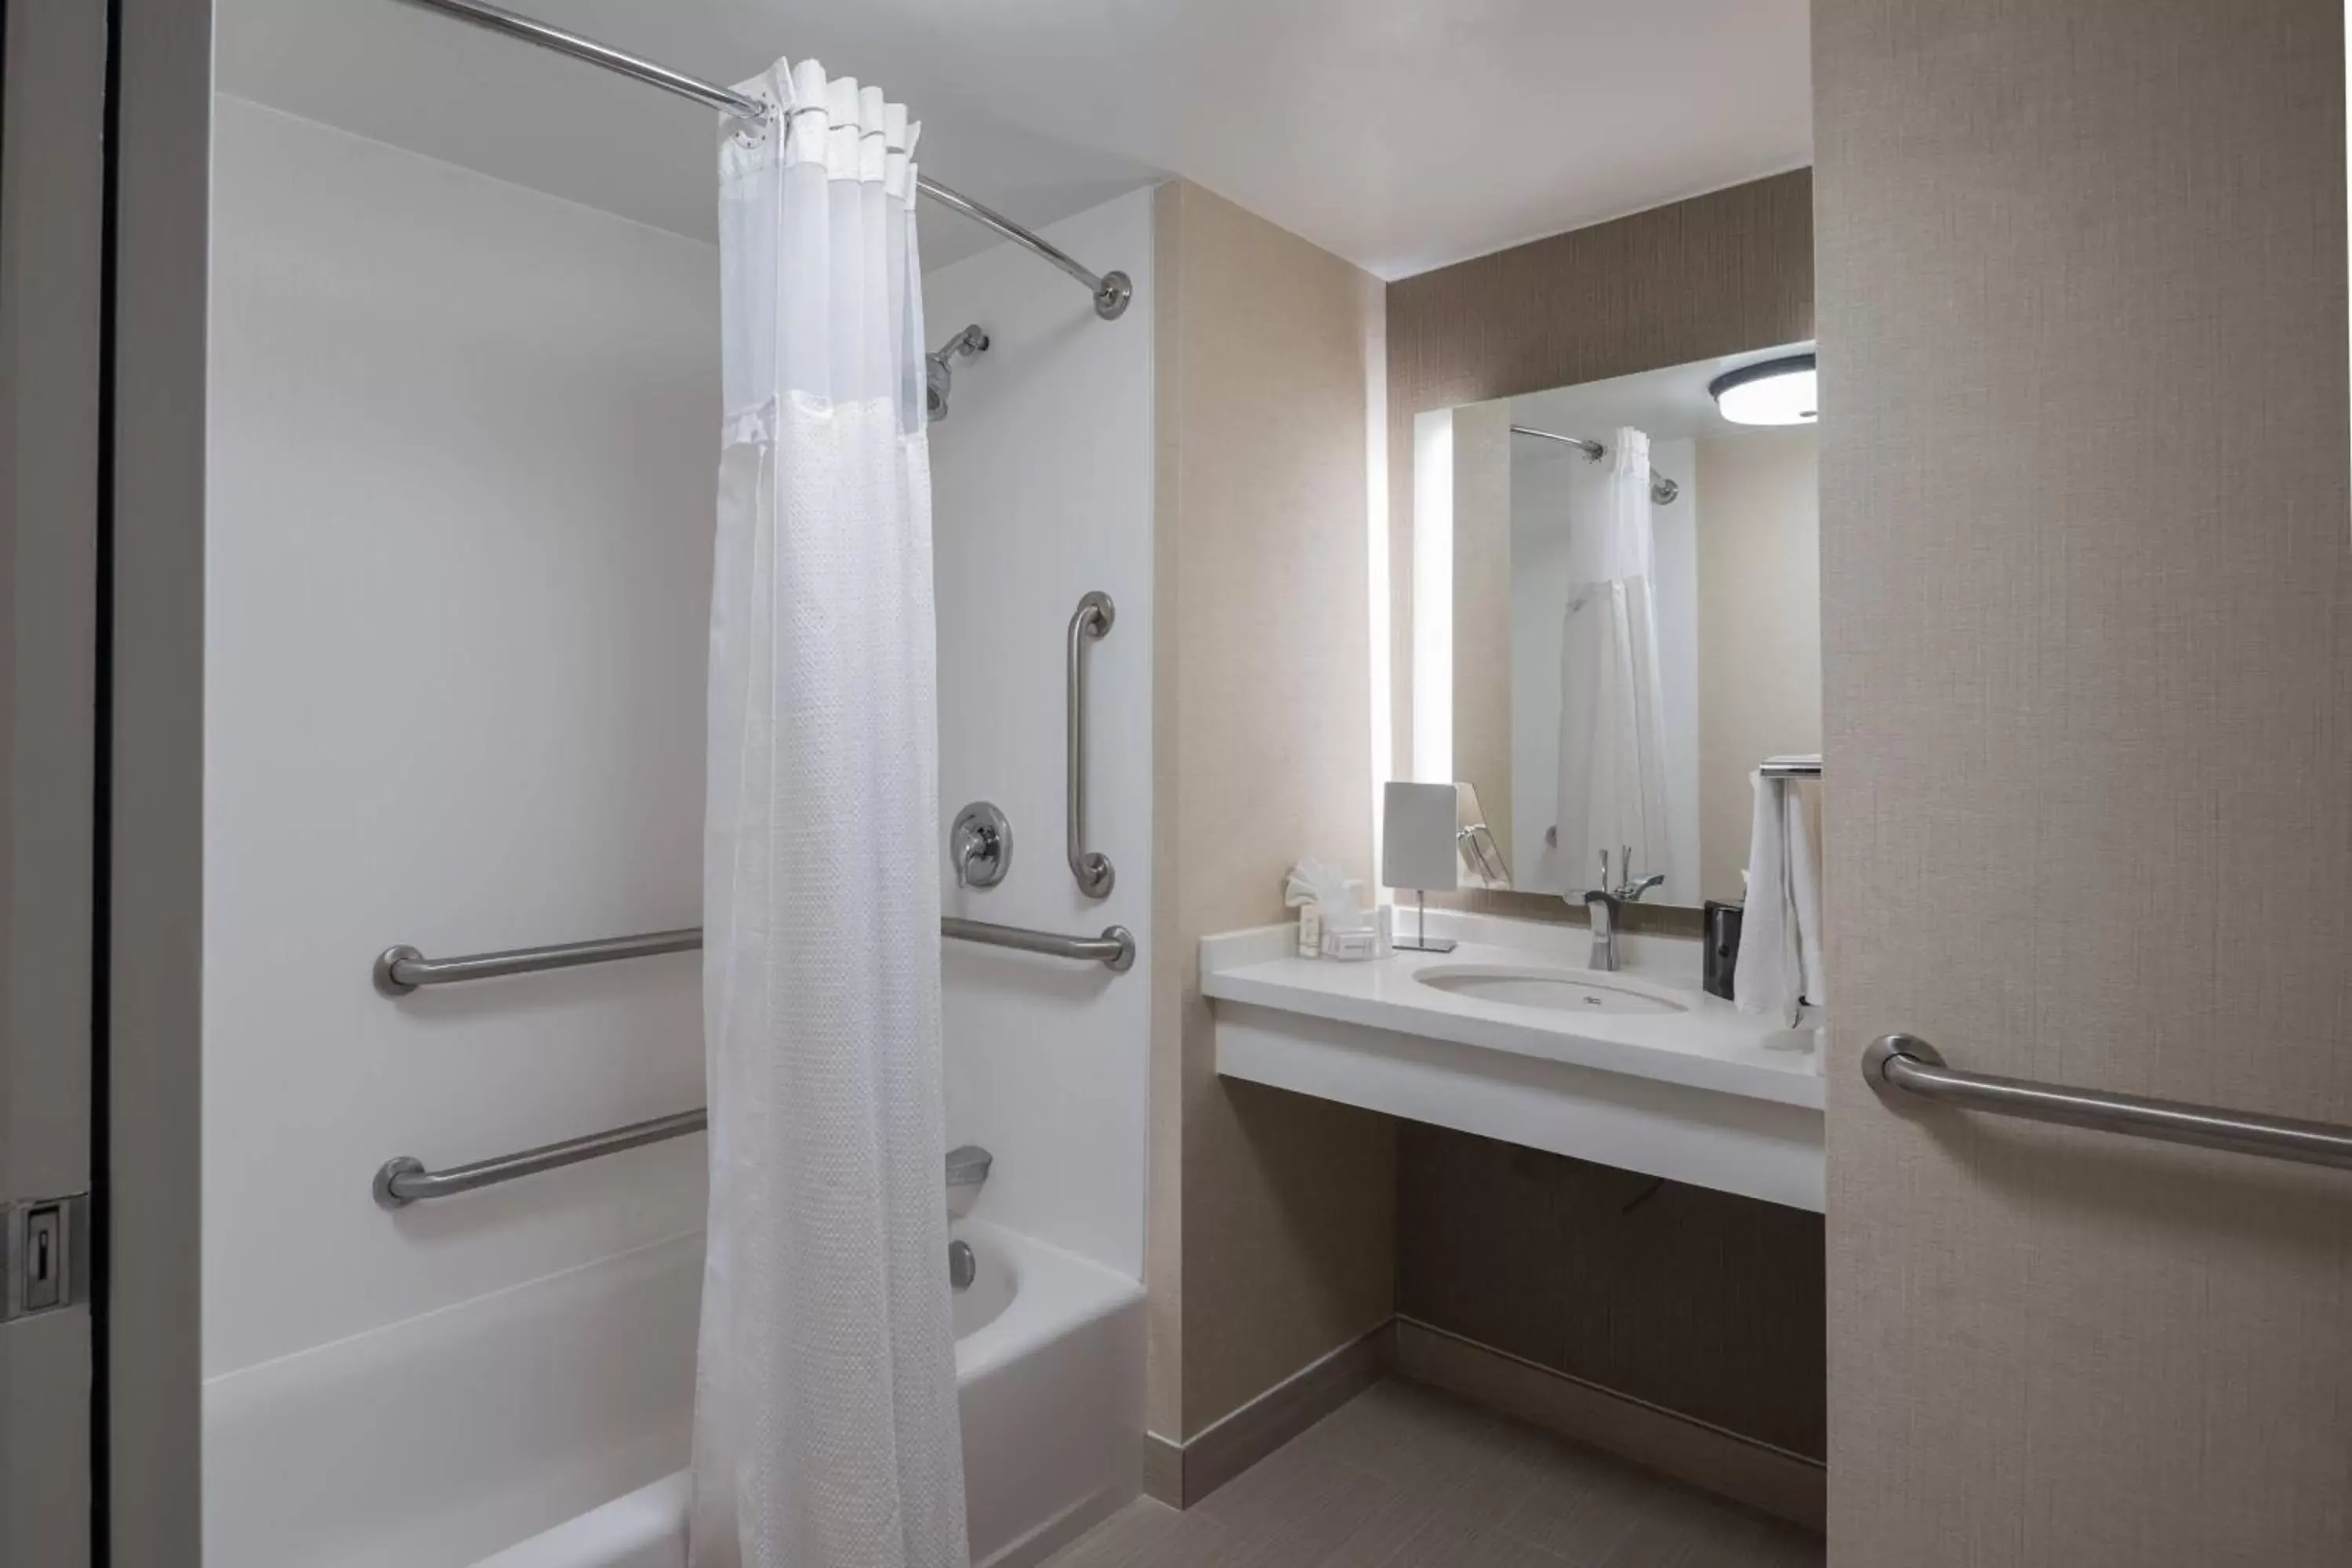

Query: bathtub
left=203, top=1220, right=1144, bottom=1568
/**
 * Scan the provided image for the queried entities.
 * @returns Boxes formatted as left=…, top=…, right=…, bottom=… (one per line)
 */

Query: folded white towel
left=1735, top=769, right=1827, bottom=1028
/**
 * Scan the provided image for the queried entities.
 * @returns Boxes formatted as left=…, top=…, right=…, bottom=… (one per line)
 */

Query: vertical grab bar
left=1066, top=590, right=1116, bottom=898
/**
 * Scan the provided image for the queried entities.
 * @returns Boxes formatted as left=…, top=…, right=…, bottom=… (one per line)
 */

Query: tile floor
left=1044, top=1379, right=1824, bottom=1567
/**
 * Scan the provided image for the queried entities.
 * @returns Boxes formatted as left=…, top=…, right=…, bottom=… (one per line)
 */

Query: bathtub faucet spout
left=946, top=1144, right=992, bottom=1219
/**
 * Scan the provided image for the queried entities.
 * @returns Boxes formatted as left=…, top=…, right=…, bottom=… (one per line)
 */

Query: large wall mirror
left=1413, top=343, right=1820, bottom=913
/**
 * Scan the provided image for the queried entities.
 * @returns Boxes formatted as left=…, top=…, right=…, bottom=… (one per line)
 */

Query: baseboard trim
left=1394, top=1317, right=1825, bottom=1532
left=1142, top=1320, right=1396, bottom=1508
left=980, top=1483, right=1136, bottom=1568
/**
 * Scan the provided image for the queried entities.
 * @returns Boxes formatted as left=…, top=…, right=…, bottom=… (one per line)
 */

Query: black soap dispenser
left=1703, top=901, right=1744, bottom=1000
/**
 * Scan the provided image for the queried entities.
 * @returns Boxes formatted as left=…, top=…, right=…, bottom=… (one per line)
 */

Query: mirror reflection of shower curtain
left=1553, top=426, right=1672, bottom=892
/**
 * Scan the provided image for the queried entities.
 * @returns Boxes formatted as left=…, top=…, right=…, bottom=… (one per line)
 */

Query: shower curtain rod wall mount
left=392, top=0, right=1132, bottom=318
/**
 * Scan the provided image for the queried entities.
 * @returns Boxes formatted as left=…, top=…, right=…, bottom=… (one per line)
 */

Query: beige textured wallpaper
left=1695, top=428, right=1820, bottom=903
left=1149, top=180, right=1396, bottom=1443
left=1817, top=1, right=2352, bottom=1562
left=1452, top=399, right=1515, bottom=869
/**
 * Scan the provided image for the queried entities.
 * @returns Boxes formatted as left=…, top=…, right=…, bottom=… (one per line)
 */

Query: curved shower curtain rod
left=1510, top=424, right=1681, bottom=506
left=390, top=0, right=1134, bottom=319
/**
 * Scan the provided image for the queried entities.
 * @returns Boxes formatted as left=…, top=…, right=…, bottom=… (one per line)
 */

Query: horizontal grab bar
left=376, top=916, right=1134, bottom=994
left=941, top=916, right=1132, bottom=970
left=373, top=929, right=701, bottom=993
left=375, top=1108, right=705, bottom=1208
left=1866, top=1034, right=2352, bottom=1171
left=376, top=1118, right=995, bottom=1209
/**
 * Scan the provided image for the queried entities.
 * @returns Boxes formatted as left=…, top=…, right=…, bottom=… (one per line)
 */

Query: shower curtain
left=693, top=60, right=968, bottom=1568
left=1553, top=426, right=1672, bottom=895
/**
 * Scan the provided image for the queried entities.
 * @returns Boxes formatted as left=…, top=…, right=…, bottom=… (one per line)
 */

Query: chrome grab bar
left=942, top=916, right=1134, bottom=972
left=375, top=1109, right=705, bottom=1209
left=375, top=928, right=700, bottom=993
left=1866, top=1034, right=2352, bottom=1171
left=1065, top=591, right=1116, bottom=898
left=376, top=916, right=1134, bottom=994
left=376, top=1119, right=999, bottom=1210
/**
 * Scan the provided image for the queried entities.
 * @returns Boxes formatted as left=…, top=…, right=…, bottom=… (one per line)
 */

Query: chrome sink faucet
left=1584, top=847, right=1659, bottom=972
left=1583, top=887, right=1621, bottom=972
left=1602, top=844, right=1664, bottom=902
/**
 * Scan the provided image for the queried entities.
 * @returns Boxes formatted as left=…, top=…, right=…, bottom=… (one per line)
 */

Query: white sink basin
left=1414, top=964, right=1690, bottom=1016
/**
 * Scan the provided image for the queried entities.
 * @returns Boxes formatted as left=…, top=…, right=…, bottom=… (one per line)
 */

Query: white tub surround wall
left=926, top=187, right=1155, bottom=1285
left=205, top=96, right=711, bottom=1556
left=1203, top=913, right=1824, bottom=1210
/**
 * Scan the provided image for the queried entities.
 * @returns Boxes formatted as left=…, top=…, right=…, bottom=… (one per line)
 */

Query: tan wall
left=1817, top=0, right=2352, bottom=1561
left=1149, top=180, right=1396, bottom=1443
left=1695, top=427, right=1820, bottom=904
left=1451, top=400, right=1515, bottom=868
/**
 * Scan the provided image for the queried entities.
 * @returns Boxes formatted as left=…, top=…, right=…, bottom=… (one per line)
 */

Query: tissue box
left=1321, top=927, right=1380, bottom=961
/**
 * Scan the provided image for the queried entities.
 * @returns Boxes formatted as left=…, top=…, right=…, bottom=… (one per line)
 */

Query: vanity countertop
left=1201, top=916, right=1824, bottom=1111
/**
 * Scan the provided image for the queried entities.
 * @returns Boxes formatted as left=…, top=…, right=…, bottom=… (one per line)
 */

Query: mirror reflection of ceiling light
left=1709, top=353, right=1818, bottom=426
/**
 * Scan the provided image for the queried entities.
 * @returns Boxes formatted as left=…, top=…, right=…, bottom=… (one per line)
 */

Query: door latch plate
left=2, top=1192, right=89, bottom=1323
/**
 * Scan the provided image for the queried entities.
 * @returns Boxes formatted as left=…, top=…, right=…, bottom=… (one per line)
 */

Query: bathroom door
left=1, top=1, right=107, bottom=1561
left=1815, top=1, right=2352, bottom=1563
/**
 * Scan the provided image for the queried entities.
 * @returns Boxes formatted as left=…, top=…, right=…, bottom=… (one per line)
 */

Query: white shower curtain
left=1553, top=426, right=1672, bottom=895
left=693, top=60, right=968, bottom=1568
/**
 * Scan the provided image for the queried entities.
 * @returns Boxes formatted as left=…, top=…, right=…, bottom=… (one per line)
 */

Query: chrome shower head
left=925, top=355, right=953, bottom=422
left=924, top=324, right=989, bottom=422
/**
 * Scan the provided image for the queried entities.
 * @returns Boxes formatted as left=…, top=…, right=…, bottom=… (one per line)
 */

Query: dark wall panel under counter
left=1395, top=1121, right=1826, bottom=1460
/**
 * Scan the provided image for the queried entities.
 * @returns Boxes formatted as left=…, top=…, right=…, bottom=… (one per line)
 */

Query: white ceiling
left=216, top=0, right=1812, bottom=280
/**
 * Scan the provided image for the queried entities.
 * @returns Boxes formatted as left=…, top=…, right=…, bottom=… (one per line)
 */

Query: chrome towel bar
left=1867, top=1034, right=2352, bottom=1171
left=375, top=1108, right=704, bottom=1209
left=376, top=916, right=1134, bottom=994
left=1065, top=591, right=1116, bottom=898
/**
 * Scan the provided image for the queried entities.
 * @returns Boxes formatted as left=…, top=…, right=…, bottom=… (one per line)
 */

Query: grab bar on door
left=376, top=916, right=1134, bottom=994
left=1065, top=590, right=1115, bottom=898
left=1866, top=1035, right=2352, bottom=1171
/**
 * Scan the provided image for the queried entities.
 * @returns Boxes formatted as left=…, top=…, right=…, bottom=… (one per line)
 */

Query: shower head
left=925, top=324, right=989, bottom=422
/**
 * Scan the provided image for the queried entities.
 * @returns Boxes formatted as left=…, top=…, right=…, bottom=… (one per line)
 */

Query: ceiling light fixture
left=1709, top=353, right=1817, bottom=426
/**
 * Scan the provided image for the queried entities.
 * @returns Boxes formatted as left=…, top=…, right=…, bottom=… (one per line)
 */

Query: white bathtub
left=203, top=1220, right=1143, bottom=1568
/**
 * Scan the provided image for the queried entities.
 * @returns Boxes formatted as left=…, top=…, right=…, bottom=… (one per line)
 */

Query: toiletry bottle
left=1298, top=906, right=1322, bottom=958
left=1375, top=905, right=1394, bottom=957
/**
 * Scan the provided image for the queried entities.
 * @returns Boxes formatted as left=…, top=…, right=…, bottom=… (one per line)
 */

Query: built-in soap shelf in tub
left=1200, top=911, right=1825, bottom=1211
